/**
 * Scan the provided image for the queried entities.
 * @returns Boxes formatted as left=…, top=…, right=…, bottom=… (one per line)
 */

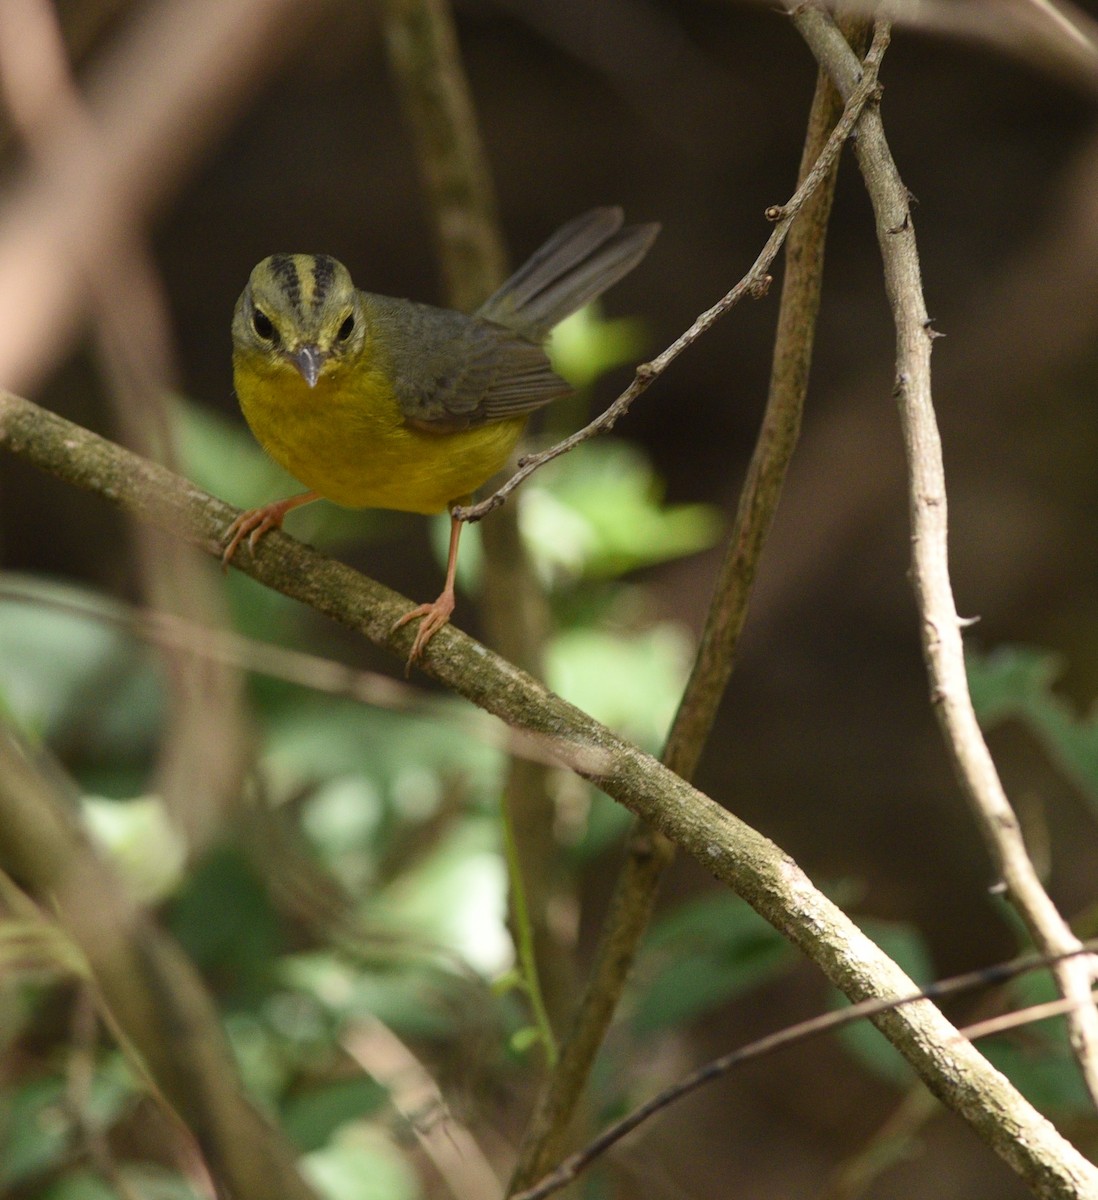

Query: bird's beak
left=290, top=345, right=325, bottom=388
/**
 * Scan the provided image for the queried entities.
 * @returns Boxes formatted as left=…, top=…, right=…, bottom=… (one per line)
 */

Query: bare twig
left=511, top=946, right=1098, bottom=1200
left=507, top=18, right=877, bottom=1192
left=789, top=0, right=1098, bottom=1112
left=3, top=391, right=1096, bottom=1196
left=453, top=34, right=885, bottom=526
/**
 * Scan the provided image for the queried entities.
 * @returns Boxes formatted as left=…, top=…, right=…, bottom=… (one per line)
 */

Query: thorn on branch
left=924, top=319, right=946, bottom=340
left=749, top=274, right=773, bottom=299
left=958, top=614, right=981, bottom=628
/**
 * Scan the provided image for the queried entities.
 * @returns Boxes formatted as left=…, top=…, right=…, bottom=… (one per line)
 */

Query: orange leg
left=221, top=491, right=320, bottom=568
left=394, top=513, right=462, bottom=665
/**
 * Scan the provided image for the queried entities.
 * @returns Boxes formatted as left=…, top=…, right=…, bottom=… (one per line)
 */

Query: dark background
left=7, top=2, right=1098, bottom=1196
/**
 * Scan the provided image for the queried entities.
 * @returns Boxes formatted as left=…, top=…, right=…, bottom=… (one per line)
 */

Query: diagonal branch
left=2, top=388, right=1096, bottom=1196
left=789, top=1, right=1098, bottom=1111
left=453, top=28, right=887, bottom=525
left=508, top=17, right=877, bottom=1192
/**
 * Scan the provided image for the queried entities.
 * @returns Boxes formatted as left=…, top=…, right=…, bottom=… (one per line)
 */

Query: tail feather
left=477, top=207, right=659, bottom=341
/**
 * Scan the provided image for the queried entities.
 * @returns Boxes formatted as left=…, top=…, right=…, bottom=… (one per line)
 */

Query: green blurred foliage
left=968, top=643, right=1098, bottom=816
left=0, top=302, right=741, bottom=1195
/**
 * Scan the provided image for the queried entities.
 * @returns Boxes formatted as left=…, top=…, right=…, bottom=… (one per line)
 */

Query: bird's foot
left=393, top=588, right=456, bottom=670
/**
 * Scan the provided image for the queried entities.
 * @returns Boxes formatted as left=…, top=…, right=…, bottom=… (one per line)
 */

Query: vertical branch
left=789, top=1, right=1098, bottom=1110
left=378, top=0, right=506, bottom=308
left=508, top=20, right=874, bottom=1191
left=377, top=0, right=568, bottom=1038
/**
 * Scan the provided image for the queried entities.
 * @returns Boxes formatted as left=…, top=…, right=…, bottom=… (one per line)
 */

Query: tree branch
left=508, top=16, right=875, bottom=1192
left=2, top=388, right=1096, bottom=1196
left=789, top=0, right=1098, bottom=1113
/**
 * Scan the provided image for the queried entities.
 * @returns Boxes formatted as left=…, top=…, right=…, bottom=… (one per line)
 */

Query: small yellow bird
left=223, top=207, right=659, bottom=662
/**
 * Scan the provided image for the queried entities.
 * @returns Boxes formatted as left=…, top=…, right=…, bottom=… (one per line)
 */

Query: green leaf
left=0, top=1068, right=132, bottom=1186
left=546, top=623, right=693, bottom=751
left=978, top=970, right=1093, bottom=1114
left=633, top=894, right=792, bottom=1033
left=282, top=1078, right=388, bottom=1152
left=301, top=1126, right=420, bottom=1200
left=549, top=305, right=649, bottom=390
left=968, top=644, right=1098, bottom=815
left=520, top=440, right=721, bottom=582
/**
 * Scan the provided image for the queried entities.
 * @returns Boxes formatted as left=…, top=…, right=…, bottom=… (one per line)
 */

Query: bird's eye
left=252, top=308, right=277, bottom=342
left=336, top=313, right=355, bottom=342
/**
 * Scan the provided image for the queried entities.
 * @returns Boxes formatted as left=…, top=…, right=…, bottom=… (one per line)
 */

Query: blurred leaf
left=521, top=440, right=720, bottom=582
left=169, top=846, right=282, bottom=998
left=369, top=820, right=510, bottom=975
left=0, top=577, right=162, bottom=767
left=41, top=1173, right=116, bottom=1200
left=82, top=795, right=186, bottom=904
left=564, top=791, right=634, bottom=864
left=979, top=970, right=1093, bottom=1114
left=633, top=894, right=792, bottom=1033
left=282, top=1077, right=388, bottom=1152
left=968, top=644, right=1098, bottom=814
left=300, top=1125, right=420, bottom=1200
left=835, top=919, right=934, bottom=1087
left=547, top=623, right=693, bottom=752
left=549, top=304, right=649, bottom=390
left=0, top=1068, right=131, bottom=1186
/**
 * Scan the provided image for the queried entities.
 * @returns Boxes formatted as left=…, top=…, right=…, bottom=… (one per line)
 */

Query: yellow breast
left=233, top=355, right=526, bottom=515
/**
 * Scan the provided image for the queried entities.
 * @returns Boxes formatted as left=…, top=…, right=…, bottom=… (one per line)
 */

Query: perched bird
left=223, top=207, right=659, bottom=663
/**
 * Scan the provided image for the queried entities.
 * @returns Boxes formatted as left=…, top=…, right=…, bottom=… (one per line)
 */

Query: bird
left=223, top=207, right=659, bottom=664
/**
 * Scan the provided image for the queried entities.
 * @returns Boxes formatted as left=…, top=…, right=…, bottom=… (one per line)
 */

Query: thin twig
left=507, top=18, right=877, bottom=1193
left=3, top=393, right=1096, bottom=1195
left=789, top=0, right=1098, bottom=1112
left=511, top=946, right=1098, bottom=1200
left=454, top=36, right=885, bottom=526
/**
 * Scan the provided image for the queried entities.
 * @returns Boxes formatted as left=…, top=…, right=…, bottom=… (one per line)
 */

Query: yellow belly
left=234, top=358, right=526, bottom=514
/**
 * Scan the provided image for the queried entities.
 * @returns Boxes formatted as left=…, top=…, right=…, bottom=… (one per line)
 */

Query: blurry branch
left=380, top=0, right=567, bottom=1035
left=454, top=33, right=884, bottom=526
left=508, top=15, right=876, bottom=1193
left=379, top=0, right=506, bottom=309
left=342, top=1015, right=501, bottom=1200
left=790, top=2, right=1098, bottom=1109
left=2, top=391, right=1096, bottom=1196
left=0, top=0, right=317, bottom=394
left=513, top=945, right=1098, bottom=1200
left=0, top=575, right=591, bottom=772
left=818, top=0, right=1098, bottom=98
left=0, top=0, right=249, bottom=852
left=0, top=724, right=322, bottom=1200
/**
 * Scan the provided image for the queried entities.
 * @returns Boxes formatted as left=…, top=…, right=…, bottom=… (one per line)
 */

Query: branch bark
left=508, top=15, right=873, bottom=1191
left=788, top=0, right=1098, bottom=1114
left=2, top=388, right=1096, bottom=1196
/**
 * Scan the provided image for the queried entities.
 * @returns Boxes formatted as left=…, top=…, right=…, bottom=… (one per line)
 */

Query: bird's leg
left=221, top=491, right=320, bottom=567
left=394, top=512, right=463, bottom=665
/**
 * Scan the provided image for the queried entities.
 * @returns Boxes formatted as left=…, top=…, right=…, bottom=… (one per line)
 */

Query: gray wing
left=364, top=294, right=572, bottom=433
